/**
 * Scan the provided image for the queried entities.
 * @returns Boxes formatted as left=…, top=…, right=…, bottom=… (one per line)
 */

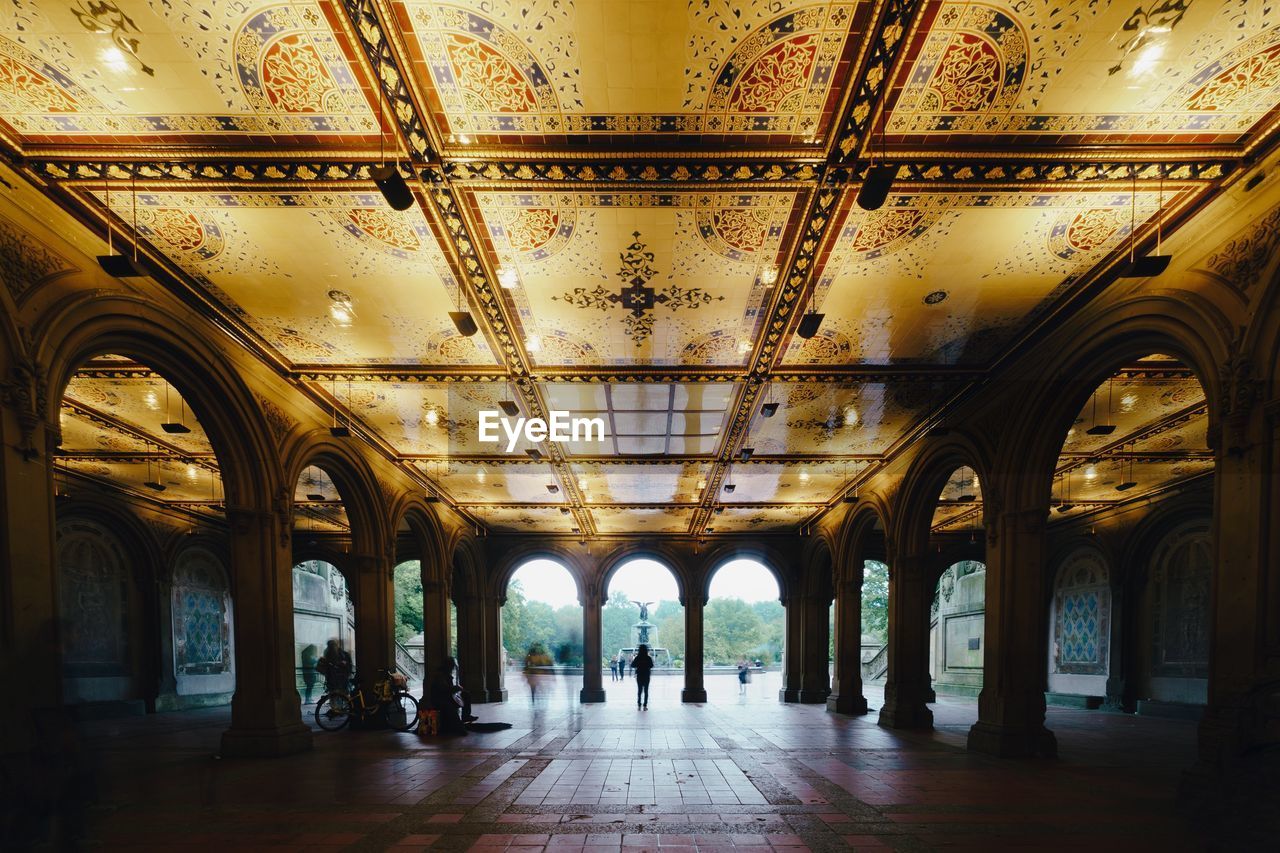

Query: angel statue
left=630, top=599, right=656, bottom=622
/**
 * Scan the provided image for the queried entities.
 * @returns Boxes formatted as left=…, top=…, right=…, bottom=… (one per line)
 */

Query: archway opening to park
left=706, top=558, right=783, bottom=700
left=604, top=559, right=682, bottom=701
left=927, top=464, right=986, bottom=700
left=503, top=558, right=582, bottom=704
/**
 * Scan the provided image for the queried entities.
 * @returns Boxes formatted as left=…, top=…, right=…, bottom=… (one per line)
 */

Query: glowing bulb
left=498, top=266, right=519, bottom=289
left=737, top=340, right=751, bottom=354
left=425, top=408, right=439, bottom=426
left=577, top=478, right=588, bottom=491
left=526, top=334, right=542, bottom=353
left=1120, top=393, right=1137, bottom=413
left=697, top=478, right=708, bottom=490
left=798, top=469, right=810, bottom=483
left=1084, top=465, right=1097, bottom=481
left=844, top=406, right=859, bottom=426
left=187, top=465, right=198, bottom=482
left=328, top=290, right=356, bottom=327
left=760, top=266, right=778, bottom=286
left=456, top=134, right=472, bottom=145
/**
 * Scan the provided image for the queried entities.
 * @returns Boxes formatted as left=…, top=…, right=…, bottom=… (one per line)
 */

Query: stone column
left=453, top=594, right=487, bottom=701
left=352, top=551, right=395, bottom=694
left=1101, top=576, right=1129, bottom=712
left=221, top=505, right=312, bottom=757
left=779, top=594, right=805, bottom=702
left=1181, top=387, right=1278, bottom=809
left=420, top=578, right=452, bottom=682
left=682, top=592, right=707, bottom=702
left=799, top=594, right=831, bottom=702
left=829, top=578, right=868, bottom=714
left=481, top=595, right=506, bottom=702
left=967, top=507, right=1056, bottom=758
left=0, top=403, right=60, bottom=758
left=580, top=584, right=605, bottom=702
left=878, top=553, right=933, bottom=729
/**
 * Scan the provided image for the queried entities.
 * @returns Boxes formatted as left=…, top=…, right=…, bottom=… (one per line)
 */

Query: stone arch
left=283, top=433, right=387, bottom=561
left=168, top=542, right=235, bottom=690
left=1046, top=543, right=1112, bottom=693
left=998, top=296, right=1228, bottom=512
left=40, top=295, right=278, bottom=509
left=449, top=533, right=484, bottom=602
left=390, top=496, right=449, bottom=583
left=1120, top=496, right=1215, bottom=587
left=697, top=541, right=791, bottom=603
left=492, top=543, right=588, bottom=605
left=598, top=543, right=688, bottom=608
left=892, top=431, right=994, bottom=568
left=836, top=496, right=893, bottom=581
left=291, top=544, right=355, bottom=588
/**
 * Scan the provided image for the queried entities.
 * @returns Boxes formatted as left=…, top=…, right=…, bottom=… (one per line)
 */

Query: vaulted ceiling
left=8, top=0, right=1278, bottom=537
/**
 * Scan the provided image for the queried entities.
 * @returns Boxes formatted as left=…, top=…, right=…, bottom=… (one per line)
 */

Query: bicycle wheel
left=315, top=693, right=352, bottom=731
left=385, top=691, right=420, bottom=732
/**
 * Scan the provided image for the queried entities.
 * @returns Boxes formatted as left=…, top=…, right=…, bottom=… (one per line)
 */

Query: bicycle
left=314, top=669, right=419, bottom=732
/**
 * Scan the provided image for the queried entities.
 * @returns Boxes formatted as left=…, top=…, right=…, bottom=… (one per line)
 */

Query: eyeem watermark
left=478, top=410, right=607, bottom=452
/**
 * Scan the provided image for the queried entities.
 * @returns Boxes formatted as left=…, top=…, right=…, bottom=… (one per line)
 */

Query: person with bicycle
left=428, top=657, right=475, bottom=734
left=316, top=638, right=351, bottom=698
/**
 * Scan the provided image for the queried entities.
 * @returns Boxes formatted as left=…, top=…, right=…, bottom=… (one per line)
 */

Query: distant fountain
left=617, top=599, right=674, bottom=668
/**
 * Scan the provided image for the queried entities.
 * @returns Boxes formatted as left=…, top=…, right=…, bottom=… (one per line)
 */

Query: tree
left=752, top=599, right=785, bottom=663
left=602, top=590, right=635, bottom=657
left=704, top=598, right=764, bottom=665
left=654, top=602, right=684, bottom=660
left=393, top=560, right=423, bottom=643
left=862, top=560, right=889, bottom=642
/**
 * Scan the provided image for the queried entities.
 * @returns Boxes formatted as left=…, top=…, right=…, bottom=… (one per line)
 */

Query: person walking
left=300, top=644, right=318, bottom=704
left=632, top=644, right=654, bottom=710
left=737, top=658, right=749, bottom=695
left=609, top=654, right=618, bottom=682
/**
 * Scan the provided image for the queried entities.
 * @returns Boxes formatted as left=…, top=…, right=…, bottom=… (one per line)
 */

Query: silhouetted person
left=632, top=644, right=654, bottom=710
left=429, top=657, right=475, bottom=734
left=737, top=658, right=749, bottom=694
left=301, top=644, right=318, bottom=703
left=317, top=638, right=351, bottom=695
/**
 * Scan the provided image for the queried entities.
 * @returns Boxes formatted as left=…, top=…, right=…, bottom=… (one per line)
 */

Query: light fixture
left=498, top=266, right=519, bottom=289
left=449, top=311, right=478, bottom=337
left=424, top=493, right=441, bottom=503
left=843, top=405, right=859, bottom=427
left=696, top=478, right=707, bottom=490
left=526, top=334, right=542, bottom=353
left=762, top=402, right=779, bottom=418
left=796, top=310, right=824, bottom=339
left=328, top=289, right=356, bottom=328
left=1086, top=379, right=1117, bottom=436
left=760, top=265, right=778, bottom=286
left=1116, top=448, right=1138, bottom=491
left=97, top=180, right=144, bottom=277
left=425, top=407, right=439, bottom=426
left=1084, top=464, right=1098, bottom=481
left=143, top=446, right=165, bottom=492
left=160, top=381, right=191, bottom=434
left=1119, top=171, right=1171, bottom=278
left=525, top=448, right=542, bottom=461
left=186, top=464, right=199, bottom=482
left=499, top=400, right=520, bottom=417
left=306, top=492, right=325, bottom=502
left=740, top=447, right=754, bottom=462
left=577, top=478, right=588, bottom=491
left=737, top=339, right=751, bottom=355
left=546, top=483, right=560, bottom=494
left=715, top=505, right=725, bottom=514
left=856, top=163, right=896, bottom=211
left=723, top=483, right=736, bottom=494
left=705, top=526, right=715, bottom=533
left=371, top=95, right=414, bottom=211
left=329, top=376, right=351, bottom=437
left=560, top=507, right=570, bottom=515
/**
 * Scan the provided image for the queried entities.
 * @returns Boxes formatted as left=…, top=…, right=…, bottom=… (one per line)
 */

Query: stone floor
left=43, top=672, right=1214, bottom=851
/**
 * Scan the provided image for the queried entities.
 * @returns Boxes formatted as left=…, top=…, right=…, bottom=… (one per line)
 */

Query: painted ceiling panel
left=63, top=373, right=213, bottom=455
left=748, top=382, right=936, bottom=456
left=467, top=504, right=580, bottom=533
left=394, top=0, right=869, bottom=146
left=591, top=505, right=695, bottom=534
left=720, top=461, right=865, bottom=504
left=888, top=0, right=1280, bottom=146
left=0, top=1, right=377, bottom=145
left=470, top=190, right=802, bottom=365
left=707, top=505, right=818, bottom=532
left=92, top=190, right=498, bottom=367
left=572, top=462, right=704, bottom=505
left=418, top=461, right=563, bottom=504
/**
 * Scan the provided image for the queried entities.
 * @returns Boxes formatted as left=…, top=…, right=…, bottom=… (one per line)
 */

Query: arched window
left=1150, top=522, right=1211, bottom=678
left=1050, top=547, right=1110, bottom=676
left=57, top=518, right=131, bottom=675
left=172, top=547, right=233, bottom=677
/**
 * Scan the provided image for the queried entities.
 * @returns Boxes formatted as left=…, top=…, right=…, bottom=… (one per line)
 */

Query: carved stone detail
left=0, top=213, right=76, bottom=301
left=0, top=351, right=49, bottom=460
left=1199, top=205, right=1280, bottom=295
left=256, top=394, right=295, bottom=445
left=1219, top=352, right=1261, bottom=455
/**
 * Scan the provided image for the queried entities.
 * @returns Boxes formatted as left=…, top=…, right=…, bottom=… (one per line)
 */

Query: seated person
left=427, top=657, right=475, bottom=734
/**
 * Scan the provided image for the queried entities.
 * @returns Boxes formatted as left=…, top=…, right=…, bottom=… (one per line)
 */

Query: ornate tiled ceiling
left=14, top=0, right=1277, bottom=537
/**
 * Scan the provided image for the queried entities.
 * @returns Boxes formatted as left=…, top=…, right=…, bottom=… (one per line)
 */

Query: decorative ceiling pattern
left=12, top=0, right=1275, bottom=538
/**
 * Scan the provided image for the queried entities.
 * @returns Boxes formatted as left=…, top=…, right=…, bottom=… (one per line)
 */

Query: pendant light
left=761, top=381, right=779, bottom=418
left=843, top=460, right=860, bottom=503
left=143, top=443, right=165, bottom=492
left=1119, top=170, right=1172, bottom=277
left=97, top=180, right=144, bottom=277
left=857, top=105, right=895, bottom=211
left=1086, top=379, right=1117, bottom=436
left=370, top=95, right=413, bottom=211
left=160, top=381, right=191, bottom=434
left=1056, top=470, right=1074, bottom=513
left=1115, top=446, right=1138, bottom=491
left=304, top=465, right=325, bottom=502
left=956, top=466, right=976, bottom=502
left=449, top=283, right=478, bottom=337
left=796, top=300, right=824, bottom=339
left=330, top=376, right=351, bottom=437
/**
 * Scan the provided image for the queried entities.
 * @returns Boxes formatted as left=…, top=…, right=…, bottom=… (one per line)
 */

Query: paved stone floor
left=58, top=672, right=1213, bottom=851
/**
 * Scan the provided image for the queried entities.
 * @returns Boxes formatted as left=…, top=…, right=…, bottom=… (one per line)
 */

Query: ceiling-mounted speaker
left=499, top=400, right=520, bottom=417
left=796, top=313, right=824, bottom=339
left=1118, top=254, right=1172, bottom=278
left=740, top=447, right=754, bottom=462
left=329, top=425, right=351, bottom=438
left=546, top=483, right=560, bottom=494
left=449, top=311, right=478, bottom=337
left=761, top=402, right=779, bottom=418
left=97, top=254, right=143, bottom=277
left=370, top=163, right=415, bottom=211
left=856, top=163, right=896, bottom=211
left=723, top=483, right=736, bottom=494
left=160, top=422, right=191, bottom=434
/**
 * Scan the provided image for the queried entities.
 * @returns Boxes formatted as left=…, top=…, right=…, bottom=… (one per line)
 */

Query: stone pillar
left=1102, top=576, right=1129, bottom=712
left=829, top=578, right=868, bottom=715
left=967, top=507, right=1057, bottom=758
left=1180, top=387, right=1278, bottom=812
left=0, top=403, right=59, bottom=758
left=878, top=553, right=933, bottom=729
left=352, top=551, right=395, bottom=694
left=481, top=595, right=506, bottom=702
left=420, top=578, right=452, bottom=683
left=682, top=592, right=707, bottom=702
left=221, top=505, right=312, bottom=757
left=453, top=594, right=487, bottom=701
left=580, top=584, right=605, bottom=702
left=779, top=594, right=805, bottom=702
left=799, top=594, right=831, bottom=702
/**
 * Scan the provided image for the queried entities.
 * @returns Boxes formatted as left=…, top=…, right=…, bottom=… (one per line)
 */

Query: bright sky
left=510, top=557, right=780, bottom=609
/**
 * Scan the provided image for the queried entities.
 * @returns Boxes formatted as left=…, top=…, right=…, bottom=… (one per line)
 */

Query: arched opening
left=1044, top=354, right=1212, bottom=720
left=503, top=558, right=581, bottom=704
left=604, top=558, right=682, bottom=705
left=860, top=556, right=889, bottom=695
left=706, top=558, right=782, bottom=701
left=54, top=354, right=234, bottom=714
left=393, top=556, right=425, bottom=689
left=928, top=467, right=987, bottom=701
left=291, top=464, right=355, bottom=706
